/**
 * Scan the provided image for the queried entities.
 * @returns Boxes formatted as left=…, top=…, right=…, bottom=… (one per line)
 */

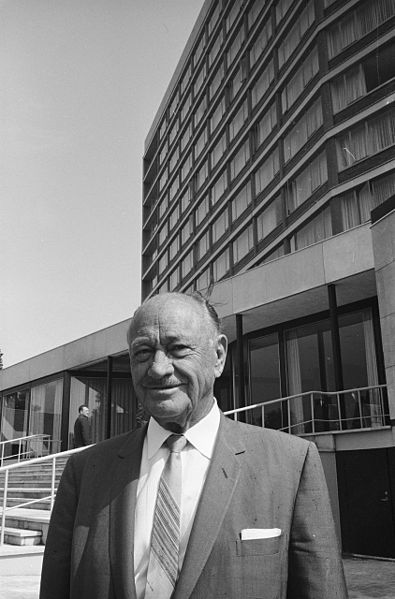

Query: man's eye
left=170, top=345, right=189, bottom=356
left=133, top=349, right=152, bottom=362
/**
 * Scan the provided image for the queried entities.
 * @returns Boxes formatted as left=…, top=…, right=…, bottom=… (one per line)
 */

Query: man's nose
left=148, top=350, right=174, bottom=378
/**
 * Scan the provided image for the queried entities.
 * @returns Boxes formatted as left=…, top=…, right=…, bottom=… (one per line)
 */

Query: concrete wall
left=0, top=319, right=131, bottom=392
left=371, top=208, right=395, bottom=422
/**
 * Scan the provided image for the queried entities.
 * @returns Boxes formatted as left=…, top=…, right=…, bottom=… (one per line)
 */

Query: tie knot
left=166, top=434, right=187, bottom=453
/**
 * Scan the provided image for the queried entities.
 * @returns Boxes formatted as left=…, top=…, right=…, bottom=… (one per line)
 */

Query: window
left=275, top=0, right=293, bottom=25
left=169, top=146, right=179, bottom=173
left=336, top=109, right=395, bottom=170
left=181, top=63, right=191, bottom=95
left=255, top=148, right=280, bottom=194
left=327, top=0, right=395, bottom=59
left=212, top=209, right=229, bottom=243
left=159, top=119, right=167, bottom=140
left=169, top=267, right=180, bottom=290
left=159, top=140, right=168, bottom=166
left=210, top=96, right=226, bottom=132
left=281, top=46, right=319, bottom=113
left=196, top=195, right=210, bottom=226
left=227, top=26, right=245, bottom=67
left=181, top=215, right=194, bottom=244
left=278, top=1, right=315, bottom=68
left=196, top=159, right=209, bottom=191
left=330, top=43, right=395, bottom=113
left=213, top=248, right=230, bottom=281
left=231, top=181, right=252, bottom=220
left=169, top=91, right=179, bottom=118
left=208, top=3, right=220, bottom=35
left=169, top=204, right=179, bottom=230
left=229, top=99, right=248, bottom=142
left=286, top=152, right=328, bottom=213
left=229, top=61, right=247, bottom=102
left=194, top=63, right=207, bottom=96
left=181, top=122, right=192, bottom=152
left=159, top=194, right=169, bottom=219
left=248, top=0, right=264, bottom=30
left=169, top=177, right=179, bottom=202
left=181, top=250, right=194, bottom=279
left=249, top=19, right=272, bottom=68
left=283, top=97, right=323, bottom=162
left=211, top=132, right=227, bottom=169
left=196, top=267, right=211, bottom=291
left=195, top=126, right=208, bottom=159
left=181, top=92, right=192, bottom=120
left=181, top=153, right=193, bottom=183
left=194, top=95, right=207, bottom=127
left=169, top=236, right=180, bottom=261
left=180, top=189, right=191, bottom=213
left=226, top=0, right=243, bottom=32
left=290, top=206, right=332, bottom=251
left=169, top=119, right=179, bottom=146
left=256, top=102, right=277, bottom=147
left=208, top=28, right=224, bottom=67
left=332, top=172, right=395, bottom=233
left=256, top=195, right=282, bottom=240
left=233, top=223, right=254, bottom=263
left=251, top=59, right=274, bottom=109
left=209, top=62, right=225, bottom=100
left=193, top=33, right=205, bottom=67
left=159, top=169, right=168, bottom=192
left=158, top=223, right=168, bottom=246
left=211, top=169, right=228, bottom=204
left=158, top=253, right=167, bottom=275
left=230, top=139, right=250, bottom=181
left=196, top=230, right=210, bottom=261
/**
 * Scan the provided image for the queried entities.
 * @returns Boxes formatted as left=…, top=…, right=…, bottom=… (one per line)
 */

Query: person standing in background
left=73, top=404, right=91, bottom=448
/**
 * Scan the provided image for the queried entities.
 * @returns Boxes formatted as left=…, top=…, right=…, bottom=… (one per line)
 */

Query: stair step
left=3, top=526, right=42, bottom=546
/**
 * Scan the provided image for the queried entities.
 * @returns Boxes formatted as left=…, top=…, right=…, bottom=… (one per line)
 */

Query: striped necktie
left=145, top=434, right=187, bottom=599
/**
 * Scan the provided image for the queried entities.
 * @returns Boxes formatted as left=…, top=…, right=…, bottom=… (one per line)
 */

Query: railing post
left=18, top=438, right=21, bottom=462
left=357, top=390, right=363, bottom=428
left=50, top=456, right=56, bottom=511
left=1, top=469, right=9, bottom=545
left=337, top=392, right=342, bottom=431
left=1, top=443, right=4, bottom=467
left=311, top=393, right=315, bottom=434
left=287, top=398, right=291, bottom=434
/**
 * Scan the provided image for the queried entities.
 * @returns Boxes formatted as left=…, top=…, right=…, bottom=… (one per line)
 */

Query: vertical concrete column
left=371, top=204, right=395, bottom=424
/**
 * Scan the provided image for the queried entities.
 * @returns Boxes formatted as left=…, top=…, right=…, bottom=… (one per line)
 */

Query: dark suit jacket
left=73, top=414, right=91, bottom=448
left=40, top=414, right=348, bottom=599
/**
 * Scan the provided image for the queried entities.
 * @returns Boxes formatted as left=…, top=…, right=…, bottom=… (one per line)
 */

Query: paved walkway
left=0, top=556, right=393, bottom=598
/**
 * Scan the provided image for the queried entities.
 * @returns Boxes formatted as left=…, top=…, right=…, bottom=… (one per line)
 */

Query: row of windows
left=148, top=101, right=395, bottom=271
left=155, top=0, right=394, bottom=173
left=150, top=168, right=395, bottom=295
left=146, top=34, right=395, bottom=241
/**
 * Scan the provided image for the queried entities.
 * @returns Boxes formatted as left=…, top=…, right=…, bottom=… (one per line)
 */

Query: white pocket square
left=241, top=528, right=282, bottom=540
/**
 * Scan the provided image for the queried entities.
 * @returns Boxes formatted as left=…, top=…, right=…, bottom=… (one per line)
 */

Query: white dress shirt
left=133, top=401, right=220, bottom=599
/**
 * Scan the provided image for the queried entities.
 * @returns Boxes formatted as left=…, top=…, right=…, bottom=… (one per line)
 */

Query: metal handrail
left=0, top=445, right=92, bottom=545
left=0, top=434, right=62, bottom=466
left=224, top=384, right=389, bottom=434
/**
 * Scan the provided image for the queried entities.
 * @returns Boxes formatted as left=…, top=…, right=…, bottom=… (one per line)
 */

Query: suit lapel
left=174, top=416, right=244, bottom=599
left=109, top=425, right=147, bottom=599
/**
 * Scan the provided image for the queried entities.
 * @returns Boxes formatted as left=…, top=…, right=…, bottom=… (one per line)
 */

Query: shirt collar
left=146, top=400, right=220, bottom=460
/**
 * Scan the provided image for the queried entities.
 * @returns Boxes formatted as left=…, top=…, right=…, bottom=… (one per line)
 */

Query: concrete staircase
left=0, top=456, right=69, bottom=547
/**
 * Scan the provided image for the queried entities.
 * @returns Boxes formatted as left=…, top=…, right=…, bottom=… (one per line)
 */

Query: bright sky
left=0, top=0, right=204, bottom=367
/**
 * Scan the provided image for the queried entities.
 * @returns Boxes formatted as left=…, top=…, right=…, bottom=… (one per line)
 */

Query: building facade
left=140, top=0, right=395, bottom=558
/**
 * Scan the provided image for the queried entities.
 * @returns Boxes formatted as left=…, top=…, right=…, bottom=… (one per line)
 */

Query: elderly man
left=40, top=292, right=348, bottom=599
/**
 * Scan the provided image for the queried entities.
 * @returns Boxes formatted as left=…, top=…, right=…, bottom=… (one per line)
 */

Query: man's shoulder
left=222, top=415, right=311, bottom=455
left=69, top=426, right=145, bottom=465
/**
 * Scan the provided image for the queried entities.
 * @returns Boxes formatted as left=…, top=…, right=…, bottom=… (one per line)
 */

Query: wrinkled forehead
left=128, top=294, right=213, bottom=343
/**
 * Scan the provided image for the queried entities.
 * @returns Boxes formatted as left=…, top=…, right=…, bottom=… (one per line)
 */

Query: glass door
left=0, top=390, right=30, bottom=459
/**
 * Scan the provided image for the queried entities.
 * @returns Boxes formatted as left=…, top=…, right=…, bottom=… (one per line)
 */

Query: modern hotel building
left=1, top=0, right=395, bottom=557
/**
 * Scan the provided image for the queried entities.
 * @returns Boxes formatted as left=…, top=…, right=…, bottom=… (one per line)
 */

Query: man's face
left=128, top=295, right=227, bottom=432
left=81, top=407, right=90, bottom=418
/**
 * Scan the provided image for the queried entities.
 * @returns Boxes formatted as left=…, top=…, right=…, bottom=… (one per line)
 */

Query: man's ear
left=214, top=334, right=228, bottom=378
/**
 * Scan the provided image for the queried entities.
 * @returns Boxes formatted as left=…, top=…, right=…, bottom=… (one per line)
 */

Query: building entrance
left=336, top=448, right=395, bottom=558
